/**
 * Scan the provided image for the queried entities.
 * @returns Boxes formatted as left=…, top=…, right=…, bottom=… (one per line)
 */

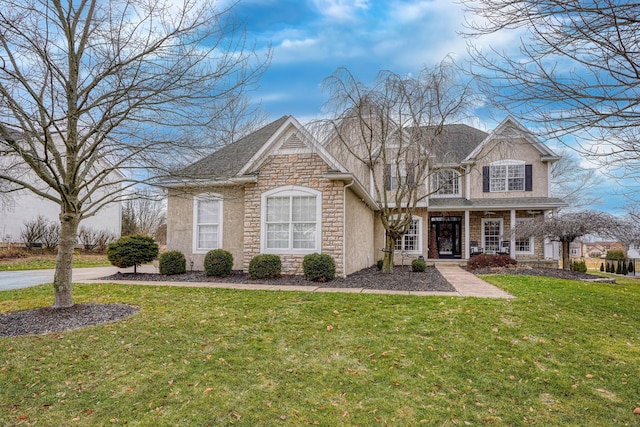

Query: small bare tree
left=514, top=210, right=623, bottom=270
left=20, top=216, right=48, bottom=250
left=0, top=0, right=269, bottom=307
left=121, top=190, right=166, bottom=238
left=317, top=58, right=476, bottom=273
left=462, top=1, right=640, bottom=189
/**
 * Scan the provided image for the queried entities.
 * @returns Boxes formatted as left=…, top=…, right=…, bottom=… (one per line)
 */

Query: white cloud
left=312, top=0, right=370, bottom=21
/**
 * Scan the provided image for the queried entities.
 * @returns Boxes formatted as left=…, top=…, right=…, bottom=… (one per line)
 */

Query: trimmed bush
left=467, top=254, right=517, bottom=271
left=159, top=250, right=186, bottom=275
left=376, top=259, right=384, bottom=271
left=606, top=262, right=611, bottom=273
left=248, top=254, right=282, bottom=279
left=204, top=249, right=233, bottom=277
left=411, top=258, right=427, bottom=272
left=107, top=235, right=159, bottom=273
left=628, top=260, right=634, bottom=273
left=600, top=262, right=604, bottom=272
left=622, top=260, right=628, bottom=275
left=302, top=253, right=336, bottom=282
left=616, top=261, right=622, bottom=274
left=571, top=259, right=587, bottom=273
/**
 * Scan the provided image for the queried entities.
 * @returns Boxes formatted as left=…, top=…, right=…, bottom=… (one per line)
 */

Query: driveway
left=0, top=265, right=157, bottom=291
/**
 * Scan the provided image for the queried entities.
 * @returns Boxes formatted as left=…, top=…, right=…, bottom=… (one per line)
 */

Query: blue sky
left=232, top=0, right=630, bottom=214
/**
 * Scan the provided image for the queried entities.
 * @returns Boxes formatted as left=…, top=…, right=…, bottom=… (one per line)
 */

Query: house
left=0, top=130, right=122, bottom=246
left=166, top=115, right=566, bottom=276
left=571, top=241, right=626, bottom=259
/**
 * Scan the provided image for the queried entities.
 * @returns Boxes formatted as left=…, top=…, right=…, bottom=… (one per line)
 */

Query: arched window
left=432, top=169, right=460, bottom=196
left=261, top=186, right=321, bottom=254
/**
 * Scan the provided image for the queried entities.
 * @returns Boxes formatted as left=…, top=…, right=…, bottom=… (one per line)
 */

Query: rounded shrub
left=204, top=249, right=233, bottom=277
left=302, top=253, right=336, bottom=282
left=628, top=260, right=634, bottom=273
left=159, top=250, right=186, bottom=275
left=376, top=259, right=384, bottom=271
left=599, top=262, right=604, bottom=272
left=467, top=254, right=517, bottom=271
left=107, top=235, right=159, bottom=273
left=248, top=254, right=282, bottom=279
left=411, top=258, right=427, bottom=272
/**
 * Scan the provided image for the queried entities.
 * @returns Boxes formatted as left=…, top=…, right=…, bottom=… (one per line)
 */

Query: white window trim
left=260, top=186, right=322, bottom=255
left=515, top=218, right=535, bottom=255
left=386, top=215, right=422, bottom=254
left=489, top=160, right=525, bottom=193
left=481, top=218, right=503, bottom=253
left=432, top=169, right=461, bottom=198
left=192, top=193, right=223, bottom=254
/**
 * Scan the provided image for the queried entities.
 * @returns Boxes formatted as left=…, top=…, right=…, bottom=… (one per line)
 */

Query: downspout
left=343, top=179, right=355, bottom=278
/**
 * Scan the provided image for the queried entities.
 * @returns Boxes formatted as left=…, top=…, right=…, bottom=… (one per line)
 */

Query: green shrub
left=376, top=259, right=384, bottom=271
left=248, top=254, right=282, bottom=279
left=467, top=254, right=517, bottom=271
left=616, top=261, right=622, bottom=274
left=600, top=262, right=604, bottom=272
left=159, top=251, right=186, bottom=275
left=622, top=260, right=628, bottom=275
left=606, top=262, right=611, bottom=273
left=571, top=259, right=587, bottom=273
left=204, top=249, right=233, bottom=277
left=302, top=253, right=336, bottom=282
left=606, top=249, right=626, bottom=259
left=107, top=235, right=159, bottom=273
left=411, top=258, right=427, bottom=272
left=628, top=260, right=634, bottom=273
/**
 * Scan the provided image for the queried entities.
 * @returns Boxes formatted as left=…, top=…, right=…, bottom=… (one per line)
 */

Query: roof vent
left=280, top=133, right=306, bottom=151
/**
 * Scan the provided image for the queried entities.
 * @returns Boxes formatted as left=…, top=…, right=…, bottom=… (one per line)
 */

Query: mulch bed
left=0, top=303, right=139, bottom=338
left=101, top=265, right=457, bottom=292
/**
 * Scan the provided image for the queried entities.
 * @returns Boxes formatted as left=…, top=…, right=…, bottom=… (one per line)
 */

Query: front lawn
left=0, top=253, right=111, bottom=271
left=0, top=275, right=638, bottom=426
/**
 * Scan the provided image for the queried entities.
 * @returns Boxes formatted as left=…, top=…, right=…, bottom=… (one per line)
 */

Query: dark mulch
left=470, top=265, right=606, bottom=281
left=0, top=303, right=139, bottom=338
left=102, top=265, right=457, bottom=293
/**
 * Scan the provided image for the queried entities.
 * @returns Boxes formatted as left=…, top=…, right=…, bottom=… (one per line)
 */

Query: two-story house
left=166, top=115, right=566, bottom=276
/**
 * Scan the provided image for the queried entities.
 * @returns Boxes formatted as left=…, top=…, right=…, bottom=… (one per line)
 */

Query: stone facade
left=242, top=153, right=346, bottom=276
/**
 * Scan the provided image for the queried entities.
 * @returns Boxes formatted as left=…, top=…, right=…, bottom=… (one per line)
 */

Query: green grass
left=0, top=275, right=639, bottom=426
left=0, top=253, right=111, bottom=271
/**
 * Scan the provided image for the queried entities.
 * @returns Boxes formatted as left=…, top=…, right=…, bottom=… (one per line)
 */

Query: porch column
left=464, top=210, right=470, bottom=259
left=510, top=209, right=516, bottom=259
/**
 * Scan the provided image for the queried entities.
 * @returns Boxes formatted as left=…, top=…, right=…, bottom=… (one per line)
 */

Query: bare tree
left=121, top=190, right=166, bottom=239
left=0, top=0, right=269, bottom=308
left=514, top=210, right=622, bottom=270
left=550, top=150, right=601, bottom=210
left=317, top=58, right=476, bottom=273
left=462, top=1, right=640, bottom=185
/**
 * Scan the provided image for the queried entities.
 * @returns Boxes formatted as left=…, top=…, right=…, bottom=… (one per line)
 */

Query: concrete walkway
left=73, top=264, right=514, bottom=299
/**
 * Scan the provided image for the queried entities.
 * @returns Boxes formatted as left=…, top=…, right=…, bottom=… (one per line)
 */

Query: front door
left=431, top=217, right=462, bottom=258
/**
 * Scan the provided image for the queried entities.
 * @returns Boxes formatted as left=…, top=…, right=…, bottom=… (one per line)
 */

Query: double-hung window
left=395, top=218, right=421, bottom=252
left=484, top=160, right=531, bottom=192
left=515, top=218, right=534, bottom=254
left=193, top=194, right=222, bottom=253
left=482, top=218, right=502, bottom=252
left=263, top=187, right=320, bottom=253
left=432, top=169, right=460, bottom=196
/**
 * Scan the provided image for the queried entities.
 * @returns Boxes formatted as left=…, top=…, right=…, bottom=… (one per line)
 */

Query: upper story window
left=261, top=186, right=321, bottom=254
left=432, top=169, right=461, bottom=197
left=193, top=194, right=222, bottom=253
left=483, top=160, right=532, bottom=193
left=385, top=162, right=415, bottom=190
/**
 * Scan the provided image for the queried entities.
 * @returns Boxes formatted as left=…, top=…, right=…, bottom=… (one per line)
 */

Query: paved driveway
left=0, top=265, right=156, bottom=291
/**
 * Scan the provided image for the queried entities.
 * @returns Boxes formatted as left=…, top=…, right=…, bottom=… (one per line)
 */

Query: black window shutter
left=482, top=166, right=490, bottom=192
left=525, top=164, right=532, bottom=191
left=385, top=164, right=392, bottom=190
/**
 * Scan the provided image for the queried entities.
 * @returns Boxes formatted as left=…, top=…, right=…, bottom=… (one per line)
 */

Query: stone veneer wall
left=242, top=153, right=345, bottom=276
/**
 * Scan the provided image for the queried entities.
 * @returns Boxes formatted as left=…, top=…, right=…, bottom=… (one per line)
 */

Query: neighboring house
left=575, top=241, right=626, bottom=258
left=0, top=131, right=122, bottom=245
left=166, top=115, right=566, bottom=276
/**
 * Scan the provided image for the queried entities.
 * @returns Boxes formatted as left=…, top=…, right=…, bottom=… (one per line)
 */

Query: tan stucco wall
left=469, top=138, right=551, bottom=199
left=344, top=188, right=375, bottom=274
left=166, top=186, right=245, bottom=270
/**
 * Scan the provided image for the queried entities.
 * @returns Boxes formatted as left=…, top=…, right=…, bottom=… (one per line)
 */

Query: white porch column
left=464, top=210, right=470, bottom=259
left=510, top=209, right=516, bottom=259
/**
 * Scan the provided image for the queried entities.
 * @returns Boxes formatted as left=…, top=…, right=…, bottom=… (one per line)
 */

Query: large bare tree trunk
left=383, top=232, right=396, bottom=274
left=53, top=212, right=80, bottom=308
left=561, top=240, right=571, bottom=271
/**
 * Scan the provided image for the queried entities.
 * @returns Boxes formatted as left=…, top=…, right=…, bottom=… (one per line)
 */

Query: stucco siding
left=344, top=188, right=375, bottom=274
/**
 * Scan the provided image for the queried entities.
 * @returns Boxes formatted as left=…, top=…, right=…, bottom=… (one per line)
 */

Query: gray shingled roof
left=178, top=115, right=290, bottom=180
left=430, top=124, right=488, bottom=164
left=429, top=197, right=567, bottom=209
